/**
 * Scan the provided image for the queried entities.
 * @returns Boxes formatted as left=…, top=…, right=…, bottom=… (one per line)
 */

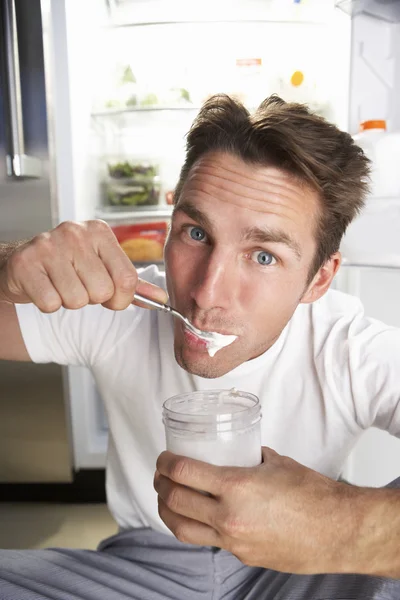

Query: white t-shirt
left=16, top=266, right=400, bottom=534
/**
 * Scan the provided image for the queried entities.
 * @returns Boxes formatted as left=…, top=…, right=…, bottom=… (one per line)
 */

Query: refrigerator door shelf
left=95, top=206, right=173, bottom=222
left=336, top=0, right=400, bottom=23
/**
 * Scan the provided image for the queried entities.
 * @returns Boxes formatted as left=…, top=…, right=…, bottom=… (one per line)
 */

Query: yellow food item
left=120, top=237, right=163, bottom=261
left=290, top=70, right=304, bottom=87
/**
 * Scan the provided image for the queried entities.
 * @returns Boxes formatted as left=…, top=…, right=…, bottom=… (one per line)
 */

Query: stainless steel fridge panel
left=0, top=0, right=73, bottom=482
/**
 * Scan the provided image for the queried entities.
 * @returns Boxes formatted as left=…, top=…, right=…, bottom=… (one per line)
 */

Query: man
left=0, top=94, right=399, bottom=600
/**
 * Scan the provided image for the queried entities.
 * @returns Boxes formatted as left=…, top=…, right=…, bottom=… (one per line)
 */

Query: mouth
left=183, top=326, right=209, bottom=351
left=182, top=322, right=238, bottom=358
left=189, top=320, right=237, bottom=338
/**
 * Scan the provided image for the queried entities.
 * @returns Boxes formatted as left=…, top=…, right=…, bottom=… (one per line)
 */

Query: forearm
left=334, top=484, right=400, bottom=578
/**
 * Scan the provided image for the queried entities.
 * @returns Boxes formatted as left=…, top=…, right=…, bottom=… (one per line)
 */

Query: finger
left=156, top=451, right=228, bottom=497
left=15, top=268, right=63, bottom=313
left=45, top=260, right=91, bottom=310
left=67, top=251, right=115, bottom=307
left=154, top=472, right=218, bottom=527
left=132, top=278, right=169, bottom=308
left=95, top=240, right=137, bottom=310
left=158, top=498, right=220, bottom=547
left=92, top=221, right=168, bottom=309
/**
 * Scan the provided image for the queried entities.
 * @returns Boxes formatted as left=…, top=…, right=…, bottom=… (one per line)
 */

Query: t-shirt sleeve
left=348, top=321, right=400, bottom=437
left=15, top=264, right=165, bottom=368
left=15, top=301, right=144, bottom=367
left=313, top=290, right=400, bottom=438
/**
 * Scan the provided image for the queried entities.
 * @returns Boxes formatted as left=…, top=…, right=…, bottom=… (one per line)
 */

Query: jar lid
left=359, top=120, right=386, bottom=132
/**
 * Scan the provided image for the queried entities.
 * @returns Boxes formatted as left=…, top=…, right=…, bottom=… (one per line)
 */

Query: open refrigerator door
left=49, top=0, right=352, bottom=468
left=335, top=1, right=400, bottom=486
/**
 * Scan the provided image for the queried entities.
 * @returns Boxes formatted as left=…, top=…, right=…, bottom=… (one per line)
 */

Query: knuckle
left=116, top=271, right=137, bottom=294
left=170, top=457, right=190, bottom=483
left=89, top=284, right=115, bottom=305
left=58, top=221, right=82, bottom=239
left=219, top=512, right=245, bottom=538
left=56, top=222, right=85, bottom=248
left=39, top=296, right=62, bottom=314
left=86, top=219, right=110, bottom=234
left=173, top=523, right=190, bottom=544
left=164, top=486, right=181, bottom=512
left=32, top=232, right=54, bottom=254
left=62, top=293, right=90, bottom=310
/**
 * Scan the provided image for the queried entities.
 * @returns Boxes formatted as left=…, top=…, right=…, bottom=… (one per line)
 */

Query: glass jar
left=162, top=389, right=262, bottom=467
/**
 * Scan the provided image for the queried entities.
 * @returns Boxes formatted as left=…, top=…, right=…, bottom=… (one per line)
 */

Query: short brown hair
left=174, top=94, right=371, bottom=279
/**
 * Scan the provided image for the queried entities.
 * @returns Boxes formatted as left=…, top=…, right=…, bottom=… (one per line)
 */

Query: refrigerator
left=1, top=0, right=400, bottom=487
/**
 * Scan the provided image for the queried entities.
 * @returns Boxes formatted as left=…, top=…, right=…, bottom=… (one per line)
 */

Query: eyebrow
left=174, top=200, right=302, bottom=260
left=174, top=201, right=214, bottom=232
left=241, top=227, right=302, bottom=260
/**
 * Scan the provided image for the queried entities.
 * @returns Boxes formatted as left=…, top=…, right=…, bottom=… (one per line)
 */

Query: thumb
left=134, top=278, right=169, bottom=307
left=261, top=446, right=281, bottom=464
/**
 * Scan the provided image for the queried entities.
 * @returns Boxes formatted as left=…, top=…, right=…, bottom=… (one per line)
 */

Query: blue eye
left=188, top=226, right=206, bottom=242
left=251, top=250, right=276, bottom=266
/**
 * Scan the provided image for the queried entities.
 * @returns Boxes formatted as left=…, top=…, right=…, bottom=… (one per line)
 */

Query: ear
left=301, top=252, right=341, bottom=304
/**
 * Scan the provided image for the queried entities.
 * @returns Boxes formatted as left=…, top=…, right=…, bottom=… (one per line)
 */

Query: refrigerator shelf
left=105, top=0, right=337, bottom=28
left=341, top=260, right=400, bottom=270
left=96, top=206, right=173, bottom=222
left=92, top=106, right=200, bottom=118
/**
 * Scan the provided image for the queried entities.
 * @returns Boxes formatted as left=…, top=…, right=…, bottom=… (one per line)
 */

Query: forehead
left=177, top=151, right=320, bottom=234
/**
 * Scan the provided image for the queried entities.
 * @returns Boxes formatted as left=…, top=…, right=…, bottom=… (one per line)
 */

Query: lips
left=189, top=321, right=236, bottom=337
left=183, top=327, right=209, bottom=350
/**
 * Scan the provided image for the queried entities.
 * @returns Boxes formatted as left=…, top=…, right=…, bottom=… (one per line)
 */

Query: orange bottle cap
left=359, top=120, right=386, bottom=132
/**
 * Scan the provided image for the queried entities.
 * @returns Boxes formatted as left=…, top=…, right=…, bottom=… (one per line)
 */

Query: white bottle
left=375, top=132, right=400, bottom=198
left=353, top=120, right=387, bottom=198
left=353, top=120, right=400, bottom=199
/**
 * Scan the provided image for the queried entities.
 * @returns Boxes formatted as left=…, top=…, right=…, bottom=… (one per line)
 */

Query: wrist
left=0, top=241, right=26, bottom=303
left=333, top=484, right=400, bottom=577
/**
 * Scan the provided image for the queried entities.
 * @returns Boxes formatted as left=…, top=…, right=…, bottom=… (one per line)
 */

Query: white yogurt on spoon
left=186, top=325, right=237, bottom=357
left=204, top=332, right=237, bottom=357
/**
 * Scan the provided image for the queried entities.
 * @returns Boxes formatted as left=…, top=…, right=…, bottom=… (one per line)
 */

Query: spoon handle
left=133, top=293, right=171, bottom=313
left=133, top=292, right=194, bottom=331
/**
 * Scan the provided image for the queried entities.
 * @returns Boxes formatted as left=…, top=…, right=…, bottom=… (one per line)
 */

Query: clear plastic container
left=162, top=389, right=262, bottom=467
left=104, top=159, right=160, bottom=209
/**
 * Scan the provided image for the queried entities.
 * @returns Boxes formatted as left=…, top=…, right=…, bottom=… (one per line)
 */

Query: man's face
left=164, top=151, right=330, bottom=378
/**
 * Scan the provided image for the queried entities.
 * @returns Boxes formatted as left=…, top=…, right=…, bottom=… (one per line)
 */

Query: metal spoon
left=133, top=293, right=216, bottom=341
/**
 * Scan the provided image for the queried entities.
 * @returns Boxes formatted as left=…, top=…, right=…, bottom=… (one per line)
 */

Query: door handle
left=3, top=0, right=41, bottom=178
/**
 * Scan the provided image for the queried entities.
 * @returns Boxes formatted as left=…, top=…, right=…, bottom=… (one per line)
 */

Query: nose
left=190, top=248, right=235, bottom=311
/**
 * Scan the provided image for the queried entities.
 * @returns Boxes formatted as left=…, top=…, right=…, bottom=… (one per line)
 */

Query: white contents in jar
left=163, top=389, right=262, bottom=467
left=166, top=425, right=261, bottom=467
